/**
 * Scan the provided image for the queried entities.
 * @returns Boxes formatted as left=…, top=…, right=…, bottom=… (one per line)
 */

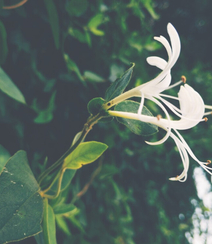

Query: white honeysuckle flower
left=104, top=23, right=182, bottom=110
left=108, top=85, right=212, bottom=182
left=104, top=22, right=212, bottom=144
left=103, top=22, right=212, bottom=182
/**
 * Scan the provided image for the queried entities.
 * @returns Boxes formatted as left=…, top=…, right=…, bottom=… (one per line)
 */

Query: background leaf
left=115, top=100, right=158, bottom=136
left=43, top=0, right=60, bottom=49
left=64, top=54, right=85, bottom=83
left=87, top=14, right=105, bottom=36
left=105, top=63, right=135, bottom=102
left=0, top=0, right=3, bottom=8
left=0, top=151, right=43, bottom=244
left=0, top=67, right=26, bottom=104
left=53, top=203, right=77, bottom=215
left=66, top=0, right=88, bottom=17
left=55, top=215, right=71, bottom=236
left=63, top=141, right=108, bottom=169
left=84, top=71, right=105, bottom=83
left=0, top=145, right=10, bottom=174
left=0, top=21, right=8, bottom=65
left=33, top=91, right=56, bottom=124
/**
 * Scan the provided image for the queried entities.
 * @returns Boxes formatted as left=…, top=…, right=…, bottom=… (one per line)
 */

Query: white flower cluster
left=108, top=23, right=212, bottom=182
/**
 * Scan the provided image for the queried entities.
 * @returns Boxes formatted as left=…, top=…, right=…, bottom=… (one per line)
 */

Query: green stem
left=41, top=168, right=65, bottom=199
left=38, top=113, right=102, bottom=185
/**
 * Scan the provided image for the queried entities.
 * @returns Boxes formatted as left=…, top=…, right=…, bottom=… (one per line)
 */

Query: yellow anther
left=157, top=114, right=162, bottom=120
left=204, top=117, right=208, bottom=122
left=181, top=75, right=186, bottom=83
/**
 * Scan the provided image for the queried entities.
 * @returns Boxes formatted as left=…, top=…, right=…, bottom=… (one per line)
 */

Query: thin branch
left=38, top=113, right=102, bottom=185
left=3, top=0, right=28, bottom=10
left=40, top=167, right=65, bottom=199
left=76, top=158, right=103, bottom=199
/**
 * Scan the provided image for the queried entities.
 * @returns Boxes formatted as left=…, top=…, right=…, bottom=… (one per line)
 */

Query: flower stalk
left=38, top=113, right=103, bottom=188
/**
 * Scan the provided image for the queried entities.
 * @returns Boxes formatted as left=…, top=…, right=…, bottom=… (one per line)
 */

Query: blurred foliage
left=0, top=0, right=212, bottom=244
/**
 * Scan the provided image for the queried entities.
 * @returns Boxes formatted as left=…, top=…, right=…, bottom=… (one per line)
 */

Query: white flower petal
left=146, top=56, right=167, bottom=70
left=154, top=35, right=172, bottom=58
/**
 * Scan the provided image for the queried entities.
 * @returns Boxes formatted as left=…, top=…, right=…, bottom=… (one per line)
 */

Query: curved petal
left=143, top=96, right=172, bottom=145
left=134, top=23, right=181, bottom=94
left=154, top=35, right=172, bottom=58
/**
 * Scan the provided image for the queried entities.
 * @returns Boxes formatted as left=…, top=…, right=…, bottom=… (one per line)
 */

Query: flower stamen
left=181, top=75, right=186, bottom=83
left=206, top=160, right=211, bottom=166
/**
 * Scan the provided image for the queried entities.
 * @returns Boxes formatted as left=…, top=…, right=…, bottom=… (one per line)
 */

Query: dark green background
left=0, top=0, right=212, bottom=243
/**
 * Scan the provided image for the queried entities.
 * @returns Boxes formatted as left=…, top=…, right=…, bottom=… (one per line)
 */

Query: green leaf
left=43, top=0, right=60, bottom=49
left=115, top=100, right=158, bottom=136
left=63, top=141, right=108, bottom=169
left=43, top=199, right=57, bottom=244
left=68, top=28, right=86, bottom=43
left=87, top=97, right=105, bottom=115
left=87, top=14, right=105, bottom=36
left=0, top=67, right=26, bottom=104
left=105, top=63, right=135, bottom=102
left=0, top=151, right=43, bottom=244
left=33, top=91, right=56, bottom=124
left=0, top=21, right=8, bottom=65
left=84, top=71, right=105, bottom=83
left=66, top=0, right=88, bottom=16
left=0, top=0, right=3, bottom=8
left=0, top=145, right=10, bottom=174
left=34, top=232, right=45, bottom=244
left=64, top=54, right=85, bottom=84
left=55, top=215, right=71, bottom=236
left=47, top=169, right=76, bottom=195
left=140, top=0, right=159, bottom=20
left=54, top=203, right=77, bottom=216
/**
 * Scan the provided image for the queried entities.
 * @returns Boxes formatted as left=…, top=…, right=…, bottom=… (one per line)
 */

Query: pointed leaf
left=0, top=0, right=3, bottom=8
left=87, top=14, right=105, bottom=36
left=115, top=100, right=158, bottom=136
left=105, top=63, right=135, bottom=102
left=84, top=71, right=105, bottom=83
left=0, top=21, right=8, bottom=65
left=43, top=199, right=57, bottom=244
left=53, top=204, right=77, bottom=216
left=34, top=232, right=45, bottom=244
left=44, top=0, right=60, bottom=49
left=0, top=151, right=43, bottom=244
left=66, top=0, right=88, bottom=16
left=63, top=141, right=108, bottom=169
left=64, top=54, right=85, bottom=83
left=33, top=91, right=56, bottom=124
left=0, top=68, right=26, bottom=104
left=55, top=215, right=71, bottom=236
left=0, top=145, right=10, bottom=174
left=141, top=0, right=159, bottom=20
